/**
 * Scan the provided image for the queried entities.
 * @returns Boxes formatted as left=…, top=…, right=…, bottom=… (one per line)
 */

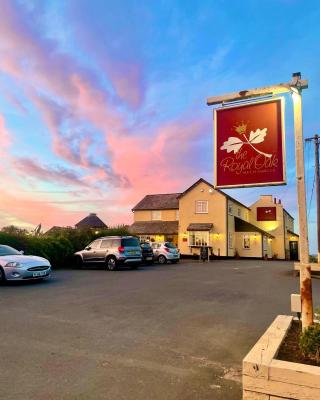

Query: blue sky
left=0, top=0, right=319, bottom=252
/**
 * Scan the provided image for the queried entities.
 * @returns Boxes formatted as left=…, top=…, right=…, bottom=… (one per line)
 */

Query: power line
left=308, top=172, right=315, bottom=220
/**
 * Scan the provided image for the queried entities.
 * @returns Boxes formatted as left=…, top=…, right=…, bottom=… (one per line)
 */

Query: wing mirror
left=85, top=246, right=91, bottom=250
left=19, top=250, right=24, bottom=255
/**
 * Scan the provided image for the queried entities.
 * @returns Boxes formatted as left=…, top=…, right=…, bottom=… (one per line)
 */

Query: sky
left=0, top=0, right=319, bottom=252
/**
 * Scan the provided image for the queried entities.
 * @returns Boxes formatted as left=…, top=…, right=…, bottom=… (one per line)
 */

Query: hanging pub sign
left=214, top=97, right=286, bottom=188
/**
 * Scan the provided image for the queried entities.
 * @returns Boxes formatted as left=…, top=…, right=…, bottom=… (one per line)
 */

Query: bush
left=299, top=323, right=320, bottom=363
left=0, top=225, right=131, bottom=268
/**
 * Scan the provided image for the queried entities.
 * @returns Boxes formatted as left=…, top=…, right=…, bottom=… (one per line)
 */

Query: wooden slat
left=243, top=315, right=293, bottom=379
left=269, top=359, right=320, bottom=389
left=207, top=80, right=308, bottom=105
left=243, top=389, right=270, bottom=399
left=243, top=374, right=320, bottom=400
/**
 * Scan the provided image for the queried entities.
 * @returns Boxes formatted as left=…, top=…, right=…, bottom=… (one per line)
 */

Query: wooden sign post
left=207, top=73, right=313, bottom=329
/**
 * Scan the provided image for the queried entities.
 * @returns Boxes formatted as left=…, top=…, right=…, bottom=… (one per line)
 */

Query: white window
left=175, top=210, right=179, bottom=220
left=195, top=200, right=208, bottom=214
left=189, top=231, right=209, bottom=246
left=228, top=204, right=233, bottom=215
left=228, top=232, right=233, bottom=249
left=237, top=208, right=241, bottom=217
left=151, top=210, right=161, bottom=220
left=243, top=234, right=250, bottom=249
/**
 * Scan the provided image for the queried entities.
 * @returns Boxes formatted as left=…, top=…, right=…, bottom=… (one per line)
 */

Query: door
left=289, top=241, right=299, bottom=261
left=82, top=239, right=102, bottom=262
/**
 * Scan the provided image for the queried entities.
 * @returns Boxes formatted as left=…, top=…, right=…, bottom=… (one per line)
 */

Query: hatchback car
left=151, top=242, right=180, bottom=264
left=0, top=245, right=51, bottom=281
left=140, top=242, right=154, bottom=264
left=74, top=236, right=142, bottom=270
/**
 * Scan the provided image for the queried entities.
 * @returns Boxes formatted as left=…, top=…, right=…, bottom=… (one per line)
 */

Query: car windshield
left=121, top=237, right=140, bottom=247
left=140, top=243, right=151, bottom=249
left=164, top=242, right=176, bottom=249
left=0, top=245, right=21, bottom=256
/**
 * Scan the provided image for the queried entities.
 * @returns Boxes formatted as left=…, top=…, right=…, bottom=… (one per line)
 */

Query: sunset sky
left=0, top=0, right=319, bottom=252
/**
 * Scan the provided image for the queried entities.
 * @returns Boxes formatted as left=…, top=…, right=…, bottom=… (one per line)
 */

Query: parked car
left=140, top=242, right=154, bottom=264
left=151, top=242, right=180, bottom=264
left=0, top=245, right=51, bottom=282
left=74, top=236, right=142, bottom=271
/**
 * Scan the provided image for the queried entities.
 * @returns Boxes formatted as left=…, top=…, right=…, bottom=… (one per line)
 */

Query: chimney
left=274, top=197, right=277, bottom=204
left=278, top=199, right=282, bottom=205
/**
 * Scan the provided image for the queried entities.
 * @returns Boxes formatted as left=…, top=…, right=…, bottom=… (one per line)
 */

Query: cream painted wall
left=249, top=195, right=287, bottom=260
left=235, top=232, right=262, bottom=258
left=227, top=200, right=250, bottom=257
left=178, top=181, right=227, bottom=256
left=134, top=209, right=178, bottom=222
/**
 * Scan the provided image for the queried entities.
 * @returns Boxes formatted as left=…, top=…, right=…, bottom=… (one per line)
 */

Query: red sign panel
left=214, top=98, right=286, bottom=188
left=257, top=207, right=277, bottom=221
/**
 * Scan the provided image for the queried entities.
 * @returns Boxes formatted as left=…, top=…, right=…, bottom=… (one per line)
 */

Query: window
left=228, top=232, right=233, bottom=249
left=101, top=239, right=112, bottom=248
left=189, top=231, right=209, bottom=246
left=175, top=210, right=179, bottom=220
left=195, top=200, right=208, bottom=214
left=151, top=210, right=161, bottom=220
left=228, top=204, right=233, bottom=215
left=243, top=234, right=250, bottom=249
left=121, top=237, right=140, bottom=247
left=237, top=208, right=241, bottom=217
left=89, top=240, right=101, bottom=249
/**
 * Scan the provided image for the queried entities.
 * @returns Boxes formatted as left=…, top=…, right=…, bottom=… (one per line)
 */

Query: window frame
left=195, top=200, right=208, bottom=214
left=243, top=234, right=250, bottom=249
left=151, top=210, right=162, bottom=220
left=188, top=231, right=209, bottom=247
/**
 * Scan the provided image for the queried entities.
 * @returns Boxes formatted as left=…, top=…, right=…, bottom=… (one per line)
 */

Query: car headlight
left=5, top=262, right=22, bottom=268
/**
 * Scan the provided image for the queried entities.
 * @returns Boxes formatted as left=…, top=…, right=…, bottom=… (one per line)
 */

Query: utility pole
left=305, top=134, right=320, bottom=263
left=207, top=73, right=313, bottom=329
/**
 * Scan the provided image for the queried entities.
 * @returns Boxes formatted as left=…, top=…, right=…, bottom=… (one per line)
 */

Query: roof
left=75, top=213, right=108, bottom=229
left=284, top=209, right=295, bottom=220
left=187, top=223, right=213, bottom=231
left=132, top=193, right=180, bottom=211
left=287, top=229, right=299, bottom=237
left=234, top=217, right=275, bottom=238
left=177, top=178, right=250, bottom=210
left=129, top=221, right=179, bottom=235
left=45, top=226, right=72, bottom=235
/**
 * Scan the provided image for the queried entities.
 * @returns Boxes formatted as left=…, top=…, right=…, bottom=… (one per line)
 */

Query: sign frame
left=214, top=96, right=286, bottom=189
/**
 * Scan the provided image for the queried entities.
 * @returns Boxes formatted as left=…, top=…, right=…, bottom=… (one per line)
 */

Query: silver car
left=0, top=245, right=51, bottom=282
left=151, top=242, right=180, bottom=264
left=74, top=236, right=142, bottom=271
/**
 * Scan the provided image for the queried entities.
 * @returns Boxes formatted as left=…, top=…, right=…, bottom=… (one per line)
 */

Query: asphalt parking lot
left=1, top=260, right=320, bottom=400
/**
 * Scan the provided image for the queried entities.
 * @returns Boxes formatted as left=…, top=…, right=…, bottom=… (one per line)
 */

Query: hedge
left=0, top=226, right=130, bottom=268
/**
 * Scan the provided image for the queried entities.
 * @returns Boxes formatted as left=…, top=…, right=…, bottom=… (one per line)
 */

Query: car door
left=96, top=239, right=112, bottom=262
left=82, top=240, right=102, bottom=262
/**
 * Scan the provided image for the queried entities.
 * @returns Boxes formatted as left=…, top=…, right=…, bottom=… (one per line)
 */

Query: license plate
left=146, top=257, right=153, bottom=260
left=33, top=271, right=47, bottom=277
left=128, top=250, right=136, bottom=255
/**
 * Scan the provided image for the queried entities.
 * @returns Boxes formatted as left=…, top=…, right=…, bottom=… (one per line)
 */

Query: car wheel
left=74, top=256, right=83, bottom=269
left=106, top=256, right=117, bottom=271
left=0, top=267, right=5, bottom=282
left=158, top=255, right=167, bottom=264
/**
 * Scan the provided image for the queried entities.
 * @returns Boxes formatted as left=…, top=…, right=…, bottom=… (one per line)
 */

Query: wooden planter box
left=243, top=315, right=320, bottom=399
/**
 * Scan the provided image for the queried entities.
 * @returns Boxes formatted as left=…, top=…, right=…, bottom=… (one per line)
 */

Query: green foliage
left=299, top=323, right=320, bottom=362
left=0, top=225, right=130, bottom=268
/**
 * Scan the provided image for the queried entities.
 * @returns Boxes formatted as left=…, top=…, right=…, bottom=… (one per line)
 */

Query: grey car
left=151, top=242, right=180, bottom=264
left=0, top=245, right=51, bottom=282
left=74, top=236, right=142, bottom=271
